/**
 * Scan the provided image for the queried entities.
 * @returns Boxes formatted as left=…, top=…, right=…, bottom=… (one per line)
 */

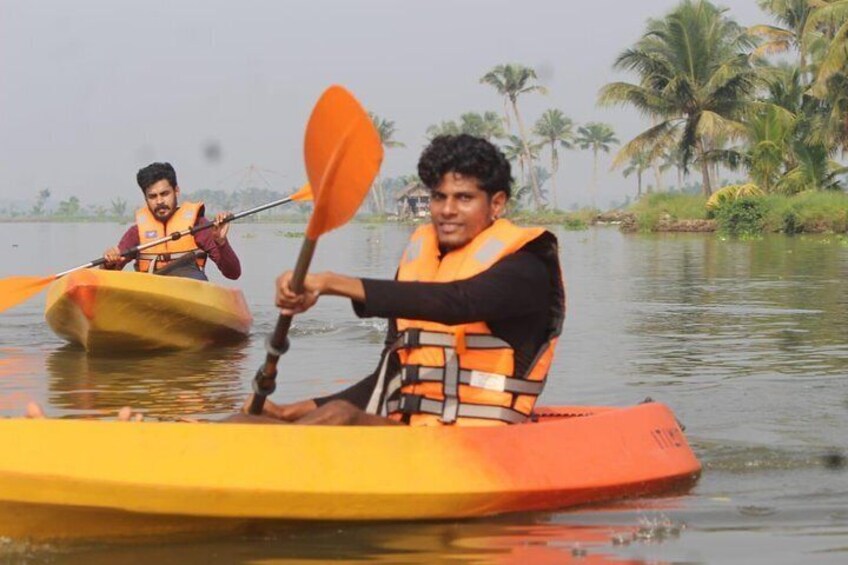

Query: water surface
left=1, top=222, right=847, bottom=563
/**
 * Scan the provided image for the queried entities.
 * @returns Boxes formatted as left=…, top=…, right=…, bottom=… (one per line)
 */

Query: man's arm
left=194, top=218, right=242, bottom=279
left=242, top=351, right=393, bottom=419
left=276, top=248, right=551, bottom=324
left=102, top=226, right=139, bottom=270
left=355, top=250, right=551, bottom=325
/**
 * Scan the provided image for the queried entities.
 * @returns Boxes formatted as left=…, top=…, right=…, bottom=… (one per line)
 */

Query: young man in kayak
left=101, top=162, right=241, bottom=281
left=246, top=134, right=565, bottom=426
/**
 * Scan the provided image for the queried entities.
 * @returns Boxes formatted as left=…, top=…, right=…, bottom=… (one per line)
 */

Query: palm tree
left=533, top=109, right=575, bottom=209
left=461, top=111, right=507, bottom=141
left=575, top=123, right=619, bottom=208
left=57, top=196, right=81, bottom=217
left=426, top=111, right=506, bottom=142
left=598, top=0, right=759, bottom=196
left=706, top=103, right=797, bottom=192
left=425, top=120, right=462, bottom=140
left=369, top=113, right=405, bottom=214
left=31, top=188, right=50, bottom=216
left=501, top=135, right=542, bottom=191
left=622, top=151, right=652, bottom=198
left=424, top=120, right=462, bottom=141
left=110, top=197, right=128, bottom=219
left=803, top=0, right=848, bottom=152
left=749, top=0, right=813, bottom=70
left=480, top=64, right=547, bottom=208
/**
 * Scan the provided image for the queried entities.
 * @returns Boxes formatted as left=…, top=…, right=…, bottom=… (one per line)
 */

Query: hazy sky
left=1, top=0, right=770, bottom=210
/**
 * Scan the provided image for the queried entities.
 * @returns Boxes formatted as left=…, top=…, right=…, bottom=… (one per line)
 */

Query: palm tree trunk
left=518, top=156, right=526, bottom=187
left=696, top=139, right=712, bottom=196
left=550, top=144, right=559, bottom=210
left=637, top=170, right=643, bottom=198
left=591, top=148, right=599, bottom=208
left=511, top=101, right=541, bottom=209
left=653, top=161, right=664, bottom=192
left=371, top=177, right=385, bottom=214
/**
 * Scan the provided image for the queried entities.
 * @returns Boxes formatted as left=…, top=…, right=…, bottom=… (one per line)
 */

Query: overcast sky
left=1, top=0, right=770, bottom=210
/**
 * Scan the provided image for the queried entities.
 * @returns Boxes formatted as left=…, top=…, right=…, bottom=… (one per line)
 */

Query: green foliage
left=55, top=196, right=81, bottom=217
left=110, top=198, right=128, bottom=218
left=762, top=191, right=848, bottom=233
left=598, top=0, right=759, bottom=195
left=507, top=207, right=592, bottom=229
left=706, top=183, right=765, bottom=211
left=427, top=112, right=506, bottom=141
left=562, top=216, right=589, bottom=231
left=627, top=193, right=709, bottom=231
left=713, top=197, right=767, bottom=236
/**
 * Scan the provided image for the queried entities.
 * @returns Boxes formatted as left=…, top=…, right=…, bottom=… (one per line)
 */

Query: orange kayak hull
left=44, top=270, right=252, bottom=352
left=0, top=402, right=699, bottom=540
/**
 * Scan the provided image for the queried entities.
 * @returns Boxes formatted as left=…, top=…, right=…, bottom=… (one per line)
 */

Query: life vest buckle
left=398, top=393, right=421, bottom=413
left=403, top=328, right=421, bottom=348
left=400, top=365, right=420, bottom=385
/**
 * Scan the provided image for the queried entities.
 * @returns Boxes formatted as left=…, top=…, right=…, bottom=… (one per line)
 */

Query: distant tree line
left=367, top=0, right=848, bottom=213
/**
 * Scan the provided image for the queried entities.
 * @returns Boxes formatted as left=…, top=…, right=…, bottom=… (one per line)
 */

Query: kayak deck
left=0, top=403, right=700, bottom=540
left=44, top=270, right=252, bottom=351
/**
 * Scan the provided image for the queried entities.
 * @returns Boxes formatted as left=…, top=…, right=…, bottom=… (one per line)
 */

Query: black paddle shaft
left=249, top=238, right=317, bottom=415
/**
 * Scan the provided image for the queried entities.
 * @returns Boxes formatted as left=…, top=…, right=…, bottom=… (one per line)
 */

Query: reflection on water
left=44, top=344, right=249, bottom=419
left=2, top=510, right=689, bottom=564
left=626, top=235, right=848, bottom=382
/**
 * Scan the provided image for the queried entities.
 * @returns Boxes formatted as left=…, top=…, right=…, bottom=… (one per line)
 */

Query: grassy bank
left=625, top=191, right=848, bottom=235
left=508, top=208, right=596, bottom=230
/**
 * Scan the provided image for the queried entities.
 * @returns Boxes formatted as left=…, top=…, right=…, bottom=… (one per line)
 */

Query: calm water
left=1, top=221, right=847, bottom=563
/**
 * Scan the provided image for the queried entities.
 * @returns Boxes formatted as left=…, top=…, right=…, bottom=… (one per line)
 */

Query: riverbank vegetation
left=619, top=190, right=848, bottom=236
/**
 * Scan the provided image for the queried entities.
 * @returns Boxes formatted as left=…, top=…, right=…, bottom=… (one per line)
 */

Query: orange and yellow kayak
left=44, top=270, right=252, bottom=352
left=0, top=402, right=700, bottom=540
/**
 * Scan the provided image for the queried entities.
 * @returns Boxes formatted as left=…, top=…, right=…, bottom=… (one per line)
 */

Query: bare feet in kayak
left=25, top=401, right=143, bottom=422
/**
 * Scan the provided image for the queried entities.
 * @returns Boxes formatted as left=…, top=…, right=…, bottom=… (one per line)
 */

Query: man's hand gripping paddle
left=0, top=185, right=313, bottom=314
left=248, top=85, right=383, bottom=415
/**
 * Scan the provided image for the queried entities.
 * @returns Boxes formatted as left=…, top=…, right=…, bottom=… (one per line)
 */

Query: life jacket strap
left=400, top=365, right=545, bottom=395
left=442, top=349, right=460, bottom=424
left=365, top=347, right=396, bottom=416
left=137, top=250, right=201, bottom=273
left=391, top=329, right=510, bottom=351
left=386, top=394, right=530, bottom=425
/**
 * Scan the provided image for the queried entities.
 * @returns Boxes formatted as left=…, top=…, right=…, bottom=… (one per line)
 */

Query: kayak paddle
left=248, top=85, right=383, bottom=415
left=0, top=183, right=313, bottom=313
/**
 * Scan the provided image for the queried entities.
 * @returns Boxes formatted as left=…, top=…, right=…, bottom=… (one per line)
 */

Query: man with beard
left=102, top=162, right=241, bottom=281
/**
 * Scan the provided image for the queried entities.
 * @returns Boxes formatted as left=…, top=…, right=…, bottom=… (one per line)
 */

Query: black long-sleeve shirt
left=315, top=237, right=558, bottom=409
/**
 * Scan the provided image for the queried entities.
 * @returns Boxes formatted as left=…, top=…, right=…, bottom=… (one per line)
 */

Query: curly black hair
left=137, top=162, right=177, bottom=193
left=417, top=134, right=512, bottom=199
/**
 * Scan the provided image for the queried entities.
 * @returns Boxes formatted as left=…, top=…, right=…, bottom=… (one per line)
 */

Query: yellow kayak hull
left=44, top=270, right=252, bottom=352
left=0, top=403, right=700, bottom=540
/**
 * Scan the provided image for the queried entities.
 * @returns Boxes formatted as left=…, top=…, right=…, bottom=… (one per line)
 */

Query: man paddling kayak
left=247, top=134, right=566, bottom=426
left=102, top=162, right=241, bottom=281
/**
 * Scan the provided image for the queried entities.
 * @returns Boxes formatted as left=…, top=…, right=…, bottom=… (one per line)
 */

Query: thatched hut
left=395, top=182, right=431, bottom=219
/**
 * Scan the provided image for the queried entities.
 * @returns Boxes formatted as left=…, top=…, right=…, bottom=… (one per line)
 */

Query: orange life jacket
left=134, top=202, right=207, bottom=273
left=366, top=219, right=565, bottom=427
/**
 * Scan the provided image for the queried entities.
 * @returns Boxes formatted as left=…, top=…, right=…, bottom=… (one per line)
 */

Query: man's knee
left=298, top=400, right=362, bottom=425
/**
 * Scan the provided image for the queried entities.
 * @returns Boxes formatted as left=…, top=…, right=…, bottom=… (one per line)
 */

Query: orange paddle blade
left=0, top=275, right=57, bottom=313
left=303, top=85, right=383, bottom=239
left=290, top=183, right=313, bottom=202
